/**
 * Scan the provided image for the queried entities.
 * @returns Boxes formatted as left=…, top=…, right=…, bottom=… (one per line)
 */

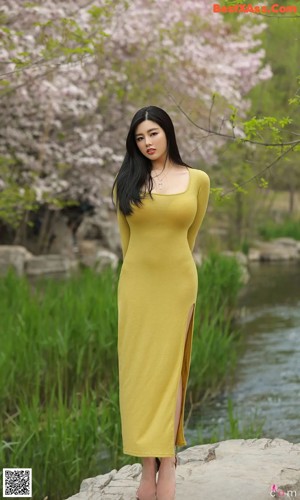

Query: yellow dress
left=114, top=167, right=210, bottom=457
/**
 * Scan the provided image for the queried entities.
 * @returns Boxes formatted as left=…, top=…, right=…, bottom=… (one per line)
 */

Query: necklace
left=150, top=167, right=170, bottom=191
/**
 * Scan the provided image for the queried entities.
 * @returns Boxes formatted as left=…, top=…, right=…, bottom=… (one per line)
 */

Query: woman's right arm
left=113, top=184, right=130, bottom=260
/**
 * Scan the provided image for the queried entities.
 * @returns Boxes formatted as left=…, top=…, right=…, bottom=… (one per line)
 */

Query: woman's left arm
left=187, top=171, right=210, bottom=252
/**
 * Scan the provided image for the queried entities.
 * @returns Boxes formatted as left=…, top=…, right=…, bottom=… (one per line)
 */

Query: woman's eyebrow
left=135, top=128, right=159, bottom=137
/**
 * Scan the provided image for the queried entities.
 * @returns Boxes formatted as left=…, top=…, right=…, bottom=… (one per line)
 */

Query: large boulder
left=64, top=438, right=300, bottom=500
left=77, top=240, right=119, bottom=271
left=248, top=239, right=300, bottom=262
left=25, top=254, right=78, bottom=278
left=0, top=245, right=33, bottom=276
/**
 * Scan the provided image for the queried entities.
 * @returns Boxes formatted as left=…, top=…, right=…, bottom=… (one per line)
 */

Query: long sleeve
left=113, top=184, right=131, bottom=260
left=187, top=171, right=210, bottom=252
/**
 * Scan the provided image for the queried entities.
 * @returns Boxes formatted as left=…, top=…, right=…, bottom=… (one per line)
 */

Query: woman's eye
left=151, top=132, right=157, bottom=136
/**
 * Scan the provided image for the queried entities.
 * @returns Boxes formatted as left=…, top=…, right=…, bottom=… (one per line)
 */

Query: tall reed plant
left=189, top=253, right=243, bottom=399
left=258, top=216, right=300, bottom=240
left=0, top=253, right=243, bottom=499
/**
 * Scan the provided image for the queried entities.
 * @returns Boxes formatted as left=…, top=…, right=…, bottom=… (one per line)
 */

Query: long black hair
left=111, top=105, right=189, bottom=215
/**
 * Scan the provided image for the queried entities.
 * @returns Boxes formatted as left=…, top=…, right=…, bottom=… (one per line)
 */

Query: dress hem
left=123, top=442, right=186, bottom=458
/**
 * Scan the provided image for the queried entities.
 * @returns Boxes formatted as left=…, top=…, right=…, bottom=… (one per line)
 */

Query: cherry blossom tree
left=0, top=0, right=272, bottom=242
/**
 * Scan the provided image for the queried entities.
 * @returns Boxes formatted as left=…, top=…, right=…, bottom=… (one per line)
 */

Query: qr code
left=3, top=468, right=32, bottom=498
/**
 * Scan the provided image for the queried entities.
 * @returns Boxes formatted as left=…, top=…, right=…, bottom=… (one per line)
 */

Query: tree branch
left=167, top=90, right=300, bottom=148
left=221, top=143, right=297, bottom=196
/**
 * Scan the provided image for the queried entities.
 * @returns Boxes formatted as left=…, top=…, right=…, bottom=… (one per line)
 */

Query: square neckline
left=145, top=166, right=191, bottom=197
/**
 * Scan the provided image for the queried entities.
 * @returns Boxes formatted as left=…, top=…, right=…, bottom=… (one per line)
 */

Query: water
left=187, top=261, right=300, bottom=444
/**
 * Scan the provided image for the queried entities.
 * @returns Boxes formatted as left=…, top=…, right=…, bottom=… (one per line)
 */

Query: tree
left=0, top=0, right=272, bottom=246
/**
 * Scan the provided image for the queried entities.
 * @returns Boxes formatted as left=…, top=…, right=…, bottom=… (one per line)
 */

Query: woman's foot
left=156, top=456, right=177, bottom=500
left=136, top=457, right=157, bottom=500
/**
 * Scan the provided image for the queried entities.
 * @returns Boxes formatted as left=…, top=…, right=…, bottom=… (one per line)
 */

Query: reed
left=189, top=252, right=243, bottom=399
left=0, top=253, right=244, bottom=499
left=258, top=217, right=300, bottom=240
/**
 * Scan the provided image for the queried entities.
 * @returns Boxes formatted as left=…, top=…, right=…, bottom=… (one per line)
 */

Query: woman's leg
left=155, top=379, right=181, bottom=500
left=136, top=457, right=157, bottom=500
left=156, top=305, right=194, bottom=499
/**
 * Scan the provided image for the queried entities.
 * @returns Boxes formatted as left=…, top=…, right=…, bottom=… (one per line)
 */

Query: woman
left=112, top=106, right=210, bottom=500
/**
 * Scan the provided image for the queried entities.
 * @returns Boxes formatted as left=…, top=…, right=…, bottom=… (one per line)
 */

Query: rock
left=95, top=249, right=119, bottom=272
left=25, top=254, right=78, bottom=277
left=47, top=214, right=75, bottom=258
left=248, top=239, right=300, bottom=262
left=76, top=210, right=121, bottom=255
left=248, top=248, right=261, bottom=261
left=0, top=245, right=33, bottom=276
left=64, top=438, right=300, bottom=500
left=78, top=240, right=102, bottom=267
left=193, top=251, right=202, bottom=267
left=272, top=237, right=298, bottom=247
left=101, top=219, right=123, bottom=255
left=78, top=240, right=119, bottom=271
left=76, top=214, right=104, bottom=241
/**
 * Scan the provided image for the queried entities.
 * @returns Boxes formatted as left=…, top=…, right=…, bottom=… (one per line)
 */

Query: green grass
left=189, top=253, right=243, bottom=399
left=0, top=254, right=246, bottom=499
left=258, top=217, right=300, bottom=240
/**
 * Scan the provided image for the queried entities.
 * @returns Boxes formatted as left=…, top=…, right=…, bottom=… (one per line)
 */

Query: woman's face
left=134, top=120, right=168, bottom=162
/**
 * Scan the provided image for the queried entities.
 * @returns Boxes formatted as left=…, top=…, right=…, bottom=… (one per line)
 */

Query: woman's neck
left=151, top=159, right=175, bottom=172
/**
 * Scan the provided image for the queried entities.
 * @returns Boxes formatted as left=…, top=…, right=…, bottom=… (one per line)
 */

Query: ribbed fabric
left=114, top=167, right=210, bottom=457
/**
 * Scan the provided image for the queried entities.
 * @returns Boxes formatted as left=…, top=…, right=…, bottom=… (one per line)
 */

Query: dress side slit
left=175, top=302, right=196, bottom=446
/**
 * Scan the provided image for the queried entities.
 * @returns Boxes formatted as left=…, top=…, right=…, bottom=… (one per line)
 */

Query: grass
left=189, top=253, right=243, bottom=399
left=258, top=217, right=300, bottom=241
left=0, top=253, right=249, bottom=500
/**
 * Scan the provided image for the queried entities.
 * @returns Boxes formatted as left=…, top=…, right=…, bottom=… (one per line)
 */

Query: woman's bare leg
left=136, top=457, right=157, bottom=500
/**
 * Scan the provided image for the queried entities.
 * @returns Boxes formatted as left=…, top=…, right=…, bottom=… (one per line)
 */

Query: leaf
left=258, top=177, right=269, bottom=189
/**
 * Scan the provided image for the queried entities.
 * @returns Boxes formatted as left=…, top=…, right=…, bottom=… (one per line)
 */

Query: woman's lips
left=147, top=149, right=156, bottom=154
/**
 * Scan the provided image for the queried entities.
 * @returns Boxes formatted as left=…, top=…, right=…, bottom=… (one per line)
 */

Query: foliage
left=0, top=253, right=243, bottom=499
left=258, top=216, right=300, bottom=241
left=0, top=0, right=272, bottom=232
left=190, top=253, right=243, bottom=398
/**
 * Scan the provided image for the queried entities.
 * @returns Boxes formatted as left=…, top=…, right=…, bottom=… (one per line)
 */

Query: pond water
left=187, top=261, right=300, bottom=444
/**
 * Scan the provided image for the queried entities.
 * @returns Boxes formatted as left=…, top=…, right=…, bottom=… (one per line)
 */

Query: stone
left=272, top=237, right=298, bottom=247
left=25, top=254, right=78, bottom=277
left=193, top=251, right=202, bottom=267
left=248, top=240, right=300, bottom=262
left=78, top=240, right=102, bottom=267
left=94, top=249, right=119, bottom=272
left=76, top=210, right=122, bottom=256
left=248, top=248, right=261, bottom=261
left=78, top=240, right=119, bottom=271
left=0, top=245, right=33, bottom=276
left=64, top=438, right=300, bottom=500
left=47, top=214, right=75, bottom=258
